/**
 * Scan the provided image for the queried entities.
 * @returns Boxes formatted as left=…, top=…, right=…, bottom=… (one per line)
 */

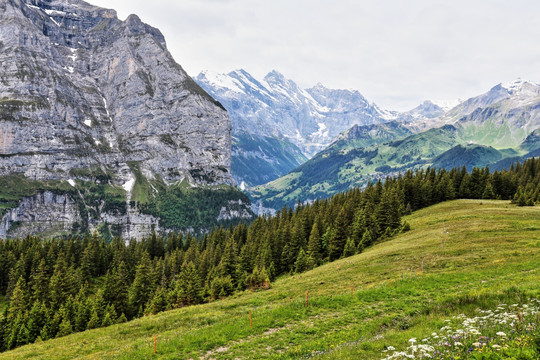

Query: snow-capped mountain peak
left=195, top=69, right=397, bottom=157
left=198, top=70, right=244, bottom=93
left=429, top=99, right=462, bottom=111
left=500, top=78, right=540, bottom=97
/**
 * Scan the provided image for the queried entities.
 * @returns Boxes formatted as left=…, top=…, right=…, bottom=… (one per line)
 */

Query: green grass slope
left=3, top=200, right=539, bottom=359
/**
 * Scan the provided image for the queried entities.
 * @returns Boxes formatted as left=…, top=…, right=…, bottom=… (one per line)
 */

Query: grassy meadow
left=2, top=200, right=539, bottom=359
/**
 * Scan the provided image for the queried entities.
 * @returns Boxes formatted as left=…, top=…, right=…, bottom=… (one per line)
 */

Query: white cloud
left=90, top=0, right=540, bottom=111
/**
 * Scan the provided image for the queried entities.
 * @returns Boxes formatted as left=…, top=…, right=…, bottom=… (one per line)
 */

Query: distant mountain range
left=195, top=69, right=450, bottom=187
left=195, top=70, right=403, bottom=186
left=249, top=79, right=540, bottom=210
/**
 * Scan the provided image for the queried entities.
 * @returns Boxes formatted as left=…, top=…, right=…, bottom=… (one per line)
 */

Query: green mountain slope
left=431, top=144, right=505, bottom=171
left=521, top=128, right=540, bottom=152
left=329, top=121, right=413, bottom=151
left=251, top=121, right=540, bottom=209
left=3, top=200, right=539, bottom=359
left=250, top=125, right=460, bottom=208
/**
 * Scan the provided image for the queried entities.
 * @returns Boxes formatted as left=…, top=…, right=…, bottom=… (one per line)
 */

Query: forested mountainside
left=0, top=158, right=538, bottom=352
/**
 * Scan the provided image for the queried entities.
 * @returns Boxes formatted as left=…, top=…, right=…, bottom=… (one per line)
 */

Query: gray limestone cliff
left=0, top=0, right=251, bottom=239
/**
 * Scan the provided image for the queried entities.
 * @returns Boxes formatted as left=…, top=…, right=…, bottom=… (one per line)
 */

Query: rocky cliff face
left=0, top=0, right=249, bottom=239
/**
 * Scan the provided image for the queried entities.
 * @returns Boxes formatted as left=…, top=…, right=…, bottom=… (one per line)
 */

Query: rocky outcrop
left=0, top=191, right=81, bottom=238
left=0, top=0, right=249, bottom=239
left=216, top=200, right=253, bottom=221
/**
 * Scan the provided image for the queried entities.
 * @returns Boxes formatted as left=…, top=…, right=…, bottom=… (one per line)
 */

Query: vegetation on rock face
left=0, top=158, right=538, bottom=353
left=0, top=162, right=253, bottom=237
left=128, top=171, right=254, bottom=232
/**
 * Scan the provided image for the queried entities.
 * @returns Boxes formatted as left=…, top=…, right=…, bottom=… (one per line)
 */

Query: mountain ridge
left=250, top=79, right=540, bottom=209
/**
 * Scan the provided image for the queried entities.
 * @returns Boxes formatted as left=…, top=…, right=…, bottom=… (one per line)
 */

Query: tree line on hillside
left=0, top=158, right=539, bottom=352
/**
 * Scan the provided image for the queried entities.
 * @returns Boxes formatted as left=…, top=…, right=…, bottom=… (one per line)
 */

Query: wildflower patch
left=381, top=299, right=540, bottom=359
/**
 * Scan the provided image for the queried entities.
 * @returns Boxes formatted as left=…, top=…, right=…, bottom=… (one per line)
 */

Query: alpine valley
left=250, top=79, right=540, bottom=209
left=0, top=0, right=253, bottom=239
left=1, top=1, right=540, bottom=359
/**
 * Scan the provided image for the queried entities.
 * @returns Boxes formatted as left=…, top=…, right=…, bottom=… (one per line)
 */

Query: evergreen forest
left=0, top=158, right=539, bottom=352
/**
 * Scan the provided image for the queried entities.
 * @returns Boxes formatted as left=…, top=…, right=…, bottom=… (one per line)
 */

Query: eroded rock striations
left=0, top=0, right=250, bottom=239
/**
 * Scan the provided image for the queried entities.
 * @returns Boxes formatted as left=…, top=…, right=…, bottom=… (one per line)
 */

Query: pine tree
left=87, top=309, right=100, bottom=330
left=0, top=311, right=6, bottom=352
left=306, top=222, right=322, bottom=267
left=117, top=313, right=128, bottom=324
left=5, top=258, right=25, bottom=300
left=7, top=277, right=28, bottom=323
left=16, top=321, right=30, bottom=347
left=482, top=181, right=496, bottom=199
left=145, top=287, right=169, bottom=315
left=294, top=249, right=309, bottom=273
left=327, top=209, right=348, bottom=261
left=128, top=253, right=154, bottom=318
left=74, top=298, right=92, bottom=332
left=30, top=258, right=49, bottom=304
left=359, top=229, right=373, bottom=251
left=209, top=276, right=234, bottom=300
left=48, top=253, right=70, bottom=310
left=342, top=237, right=356, bottom=258
left=174, top=262, right=202, bottom=307
left=216, top=237, right=237, bottom=285
left=100, top=312, right=113, bottom=328
left=57, top=318, right=73, bottom=337
left=26, top=301, right=46, bottom=343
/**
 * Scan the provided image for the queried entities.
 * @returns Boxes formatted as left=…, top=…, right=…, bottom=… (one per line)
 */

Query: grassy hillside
left=2, top=200, right=539, bottom=359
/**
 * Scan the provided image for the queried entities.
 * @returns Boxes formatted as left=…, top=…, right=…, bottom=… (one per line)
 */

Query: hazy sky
left=90, top=0, right=540, bottom=111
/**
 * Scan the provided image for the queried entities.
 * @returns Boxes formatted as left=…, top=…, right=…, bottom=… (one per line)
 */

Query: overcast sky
left=90, top=0, right=540, bottom=111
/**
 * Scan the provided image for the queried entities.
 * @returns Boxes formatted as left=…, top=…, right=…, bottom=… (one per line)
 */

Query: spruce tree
left=174, top=262, right=202, bottom=306
left=342, top=237, right=356, bottom=258
left=7, top=277, right=28, bottom=323
left=26, top=301, right=46, bottom=343
left=145, top=287, right=169, bottom=315
left=0, top=311, right=6, bottom=352
left=128, top=253, right=154, bottom=317
left=48, top=252, right=70, bottom=310
left=327, top=209, right=348, bottom=261
left=30, top=258, right=49, bottom=304
left=57, top=318, right=73, bottom=337
left=294, top=249, right=309, bottom=273
left=482, top=181, right=496, bottom=199
left=306, top=222, right=322, bottom=267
